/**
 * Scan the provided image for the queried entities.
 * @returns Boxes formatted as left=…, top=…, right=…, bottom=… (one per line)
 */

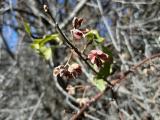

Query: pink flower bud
left=72, top=17, right=84, bottom=29
left=88, top=50, right=109, bottom=67
left=71, top=29, right=84, bottom=40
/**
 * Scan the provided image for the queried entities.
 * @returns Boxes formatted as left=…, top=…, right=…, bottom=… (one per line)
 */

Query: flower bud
left=88, top=50, right=109, bottom=67
left=71, top=29, right=84, bottom=40
left=68, top=63, right=82, bottom=78
left=72, top=17, right=84, bottom=29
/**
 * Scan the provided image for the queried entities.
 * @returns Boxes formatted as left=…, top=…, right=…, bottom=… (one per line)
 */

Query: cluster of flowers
left=71, top=17, right=109, bottom=67
left=53, top=17, right=109, bottom=79
left=53, top=63, right=82, bottom=80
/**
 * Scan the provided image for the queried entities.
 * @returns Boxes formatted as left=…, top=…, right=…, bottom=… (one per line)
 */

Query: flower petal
left=99, top=53, right=108, bottom=61
left=95, top=50, right=103, bottom=55
left=90, top=56, right=96, bottom=64
left=72, top=29, right=84, bottom=40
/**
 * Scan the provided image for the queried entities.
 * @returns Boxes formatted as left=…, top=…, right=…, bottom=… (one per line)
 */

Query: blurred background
left=0, top=0, right=160, bottom=119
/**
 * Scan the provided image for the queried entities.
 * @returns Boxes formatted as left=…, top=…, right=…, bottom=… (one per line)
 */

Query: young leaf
left=96, top=46, right=113, bottom=79
left=33, top=39, right=44, bottom=44
left=85, top=30, right=104, bottom=43
left=92, top=79, right=107, bottom=92
left=85, top=30, right=97, bottom=40
left=97, top=62, right=111, bottom=79
left=40, top=34, right=62, bottom=45
left=96, top=37, right=104, bottom=43
left=30, top=33, right=62, bottom=60
left=31, top=43, right=40, bottom=50
left=24, top=21, right=31, bottom=35
left=39, top=46, right=52, bottom=60
left=102, top=46, right=113, bottom=56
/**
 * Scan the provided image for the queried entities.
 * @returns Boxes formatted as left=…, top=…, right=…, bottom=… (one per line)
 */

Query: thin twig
left=28, top=93, right=44, bottom=120
left=112, top=0, right=156, bottom=5
left=111, top=52, right=160, bottom=85
left=70, top=90, right=107, bottom=120
left=97, top=0, right=121, bottom=52
left=53, top=76, right=101, bottom=120
left=43, top=2, right=98, bottom=74
left=70, top=52, right=160, bottom=119
left=132, top=53, right=160, bottom=70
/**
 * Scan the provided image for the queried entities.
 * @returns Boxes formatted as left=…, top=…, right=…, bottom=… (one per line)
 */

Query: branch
left=112, top=0, right=156, bottom=5
left=70, top=90, right=107, bottom=120
left=111, top=52, right=160, bottom=85
left=70, top=52, right=160, bottom=119
left=54, top=76, right=100, bottom=120
left=132, top=53, right=160, bottom=70
left=43, top=3, right=98, bottom=74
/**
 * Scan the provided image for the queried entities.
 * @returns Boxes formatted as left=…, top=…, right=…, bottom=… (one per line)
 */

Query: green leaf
left=85, top=30, right=104, bottom=43
left=102, top=46, right=113, bottom=56
left=31, top=43, right=40, bottom=50
left=97, top=62, right=111, bottom=79
left=85, top=30, right=97, bottom=40
left=92, top=79, right=107, bottom=92
left=31, top=43, right=52, bottom=60
left=40, top=34, right=62, bottom=45
left=97, top=46, right=113, bottom=79
left=31, top=34, right=61, bottom=46
left=24, top=21, right=31, bottom=35
left=33, top=39, right=44, bottom=44
left=96, top=37, right=104, bottom=43
left=39, top=46, right=52, bottom=60
left=30, top=33, right=61, bottom=60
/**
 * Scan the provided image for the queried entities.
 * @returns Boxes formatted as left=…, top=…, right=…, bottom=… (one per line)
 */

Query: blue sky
left=2, top=0, right=18, bottom=53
